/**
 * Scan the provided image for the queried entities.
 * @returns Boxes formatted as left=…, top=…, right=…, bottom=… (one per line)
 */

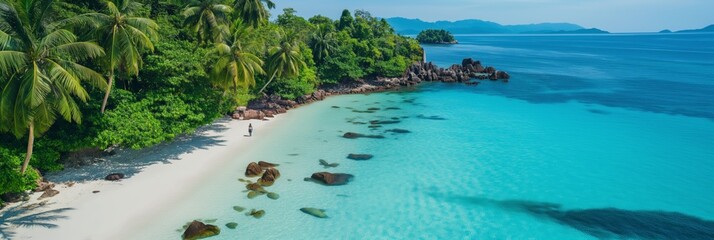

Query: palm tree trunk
left=101, top=70, right=114, bottom=113
left=258, top=71, right=278, bottom=94
left=21, top=122, right=34, bottom=174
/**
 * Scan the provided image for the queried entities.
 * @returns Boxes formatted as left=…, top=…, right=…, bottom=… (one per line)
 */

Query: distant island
left=385, top=17, right=603, bottom=34
left=538, top=28, right=610, bottom=34
left=661, top=24, right=714, bottom=33
left=417, top=29, right=457, bottom=44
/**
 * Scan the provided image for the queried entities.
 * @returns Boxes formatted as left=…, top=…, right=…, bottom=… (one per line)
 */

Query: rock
left=245, top=162, right=263, bottom=177
left=496, top=71, right=510, bottom=80
left=310, top=172, right=354, bottom=185
left=258, top=161, right=279, bottom=168
left=38, top=189, right=59, bottom=200
left=347, top=154, right=373, bottom=160
left=387, top=129, right=411, bottom=134
left=300, top=208, right=328, bottom=218
left=248, top=209, right=265, bottom=219
left=267, top=192, right=280, bottom=200
left=246, top=183, right=265, bottom=192
left=182, top=221, right=220, bottom=240
left=258, top=168, right=280, bottom=186
left=342, top=132, right=385, bottom=139
left=34, top=180, right=55, bottom=192
left=104, top=173, right=125, bottom=181
left=92, top=190, right=100, bottom=194
left=225, top=222, right=238, bottom=229
left=247, top=190, right=264, bottom=199
left=233, top=206, right=246, bottom=212
left=243, top=109, right=262, bottom=120
left=319, top=159, right=339, bottom=168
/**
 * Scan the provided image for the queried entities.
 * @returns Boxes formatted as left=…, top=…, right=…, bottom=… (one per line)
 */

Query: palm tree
left=182, top=0, right=233, bottom=46
left=257, top=34, right=306, bottom=94
left=0, top=0, right=107, bottom=174
left=208, top=31, right=265, bottom=92
left=67, top=0, right=158, bottom=113
left=233, top=0, right=275, bottom=28
left=309, top=25, right=336, bottom=63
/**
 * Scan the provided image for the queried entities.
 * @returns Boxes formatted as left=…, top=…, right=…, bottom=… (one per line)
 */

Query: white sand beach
left=0, top=116, right=283, bottom=240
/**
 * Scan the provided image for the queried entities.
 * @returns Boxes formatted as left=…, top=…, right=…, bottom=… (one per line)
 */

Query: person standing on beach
left=248, top=124, right=253, bottom=137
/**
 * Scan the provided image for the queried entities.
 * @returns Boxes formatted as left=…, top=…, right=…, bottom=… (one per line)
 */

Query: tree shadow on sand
left=46, top=118, right=231, bottom=182
left=440, top=195, right=714, bottom=240
left=0, top=203, right=74, bottom=240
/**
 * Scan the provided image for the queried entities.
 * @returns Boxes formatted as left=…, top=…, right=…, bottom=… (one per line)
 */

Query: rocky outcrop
left=182, top=221, right=220, bottom=240
left=310, top=172, right=354, bottom=186
left=232, top=58, right=510, bottom=120
left=104, top=173, right=125, bottom=181
left=245, top=162, right=263, bottom=177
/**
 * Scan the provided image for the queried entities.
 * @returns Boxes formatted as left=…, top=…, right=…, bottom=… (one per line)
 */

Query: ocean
left=133, top=33, right=714, bottom=239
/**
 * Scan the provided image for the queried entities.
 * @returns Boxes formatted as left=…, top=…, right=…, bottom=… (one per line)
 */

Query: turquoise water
left=135, top=34, right=714, bottom=239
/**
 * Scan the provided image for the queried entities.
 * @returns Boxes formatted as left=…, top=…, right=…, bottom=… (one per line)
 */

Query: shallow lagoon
left=134, top=34, right=714, bottom=239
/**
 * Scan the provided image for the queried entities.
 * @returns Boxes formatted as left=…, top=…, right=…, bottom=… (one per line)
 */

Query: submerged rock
left=370, top=120, right=401, bottom=125
left=246, top=183, right=265, bottom=192
left=225, top=222, right=238, bottom=229
left=248, top=209, right=265, bottom=219
left=182, top=221, right=220, bottom=240
left=104, top=173, right=125, bottom=181
left=347, top=154, right=373, bottom=161
left=258, top=161, right=279, bottom=168
left=342, top=132, right=385, bottom=139
left=319, top=159, right=339, bottom=168
left=245, top=162, right=263, bottom=177
left=267, top=192, right=280, bottom=200
left=387, top=129, right=411, bottom=134
left=300, top=208, right=328, bottom=218
left=310, top=172, right=354, bottom=185
left=233, top=206, right=246, bottom=212
left=247, top=190, right=265, bottom=199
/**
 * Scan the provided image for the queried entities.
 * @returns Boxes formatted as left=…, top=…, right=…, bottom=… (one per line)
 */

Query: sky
left=270, top=0, right=714, bottom=33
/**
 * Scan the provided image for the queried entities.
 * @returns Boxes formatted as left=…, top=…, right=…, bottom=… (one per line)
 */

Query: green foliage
left=0, top=2, right=422, bottom=196
left=416, top=29, right=456, bottom=44
left=0, top=146, right=40, bottom=195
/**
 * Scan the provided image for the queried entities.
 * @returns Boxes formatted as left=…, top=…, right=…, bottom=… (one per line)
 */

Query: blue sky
left=271, top=0, right=714, bottom=32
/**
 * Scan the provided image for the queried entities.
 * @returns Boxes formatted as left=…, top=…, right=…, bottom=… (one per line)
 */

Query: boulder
left=38, top=189, right=59, bottom=200
left=104, top=173, right=125, bottom=181
left=300, top=208, right=328, bottom=218
left=245, top=162, right=263, bottom=177
left=310, top=172, right=354, bottom=186
left=182, top=221, right=220, bottom=240
left=496, top=71, right=510, bottom=80
left=34, top=179, right=55, bottom=192
left=347, top=154, right=373, bottom=161
left=258, top=161, right=279, bottom=168
left=258, top=168, right=280, bottom=186
left=243, top=110, right=262, bottom=120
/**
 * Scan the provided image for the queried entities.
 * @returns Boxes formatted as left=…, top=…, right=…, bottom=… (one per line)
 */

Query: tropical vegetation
left=0, top=0, right=422, bottom=199
left=416, top=29, right=456, bottom=44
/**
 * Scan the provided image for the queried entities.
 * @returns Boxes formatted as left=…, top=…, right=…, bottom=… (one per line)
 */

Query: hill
left=385, top=17, right=586, bottom=34
left=676, top=24, right=714, bottom=33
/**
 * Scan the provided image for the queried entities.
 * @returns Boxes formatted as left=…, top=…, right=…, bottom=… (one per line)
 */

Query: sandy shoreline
left=0, top=115, right=284, bottom=240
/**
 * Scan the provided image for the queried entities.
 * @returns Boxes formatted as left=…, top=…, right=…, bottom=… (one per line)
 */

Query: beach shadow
left=0, top=203, right=74, bottom=239
left=46, top=118, right=232, bottom=182
left=440, top=195, right=714, bottom=239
